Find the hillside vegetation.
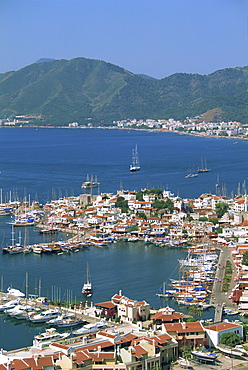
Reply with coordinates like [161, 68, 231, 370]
[0, 57, 248, 125]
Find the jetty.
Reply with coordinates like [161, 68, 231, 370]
[211, 245, 238, 322]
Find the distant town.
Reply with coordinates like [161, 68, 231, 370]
[0, 114, 247, 140]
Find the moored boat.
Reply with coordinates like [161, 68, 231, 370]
[73, 321, 107, 335]
[32, 245, 43, 254]
[0, 299, 20, 312]
[7, 287, 25, 297]
[29, 308, 60, 323]
[33, 328, 70, 348]
[56, 318, 86, 328]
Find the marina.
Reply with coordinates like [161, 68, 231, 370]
[0, 127, 247, 351]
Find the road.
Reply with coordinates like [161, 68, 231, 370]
[210, 245, 238, 322]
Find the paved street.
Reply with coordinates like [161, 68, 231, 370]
[210, 245, 238, 320]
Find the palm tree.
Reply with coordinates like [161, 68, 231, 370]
[181, 345, 192, 359]
[188, 305, 203, 319]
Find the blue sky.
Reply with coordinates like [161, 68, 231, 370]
[1, 0, 248, 79]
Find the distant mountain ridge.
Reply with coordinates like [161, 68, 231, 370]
[0, 57, 247, 125]
[35, 58, 56, 64]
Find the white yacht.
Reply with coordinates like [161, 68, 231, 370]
[29, 308, 60, 323]
[7, 287, 25, 297]
[0, 299, 20, 312]
[33, 328, 70, 349]
[73, 321, 107, 335]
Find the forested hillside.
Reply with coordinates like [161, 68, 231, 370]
[0, 57, 247, 125]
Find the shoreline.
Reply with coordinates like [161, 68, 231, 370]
[0, 124, 246, 141]
[0, 125, 248, 144]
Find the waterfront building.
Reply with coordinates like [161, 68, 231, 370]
[151, 307, 189, 325]
[111, 292, 150, 323]
[162, 321, 205, 351]
[53, 329, 178, 370]
[205, 322, 244, 348]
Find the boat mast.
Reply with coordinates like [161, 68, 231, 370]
[25, 272, 28, 302]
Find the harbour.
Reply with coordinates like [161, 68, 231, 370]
[0, 127, 247, 351]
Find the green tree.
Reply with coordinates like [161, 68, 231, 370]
[115, 196, 129, 213]
[215, 226, 223, 234]
[220, 332, 241, 347]
[188, 305, 203, 319]
[129, 225, 138, 232]
[243, 251, 248, 266]
[152, 198, 174, 213]
[152, 199, 167, 210]
[138, 212, 147, 219]
[146, 188, 163, 197]
[164, 198, 174, 213]
[215, 202, 229, 218]
[181, 346, 192, 359]
[209, 218, 219, 225]
[136, 191, 144, 201]
[199, 217, 208, 221]
[242, 322, 248, 341]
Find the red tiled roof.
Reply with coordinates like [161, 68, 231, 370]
[95, 301, 116, 309]
[7, 355, 54, 370]
[89, 352, 115, 361]
[75, 340, 114, 352]
[152, 311, 183, 321]
[131, 345, 148, 359]
[73, 350, 91, 364]
[207, 322, 242, 332]
[120, 333, 139, 343]
[164, 321, 204, 333]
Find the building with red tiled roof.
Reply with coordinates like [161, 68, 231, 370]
[163, 321, 205, 351]
[111, 291, 150, 322]
[151, 309, 187, 324]
[204, 322, 243, 348]
[95, 301, 117, 319]
[0, 355, 55, 370]
[55, 330, 177, 370]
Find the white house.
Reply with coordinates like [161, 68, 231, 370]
[204, 322, 243, 348]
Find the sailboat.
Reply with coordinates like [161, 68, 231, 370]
[197, 157, 210, 173]
[130, 144, 140, 172]
[82, 262, 92, 296]
[82, 175, 99, 189]
[185, 165, 198, 178]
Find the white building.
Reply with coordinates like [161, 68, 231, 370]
[205, 322, 243, 348]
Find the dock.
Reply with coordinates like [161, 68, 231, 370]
[214, 303, 223, 323]
[211, 245, 238, 322]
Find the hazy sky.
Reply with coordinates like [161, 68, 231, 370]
[1, 0, 248, 79]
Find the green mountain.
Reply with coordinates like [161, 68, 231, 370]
[0, 57, 248, 125]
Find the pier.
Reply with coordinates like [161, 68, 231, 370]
[210, 245, 238, 322]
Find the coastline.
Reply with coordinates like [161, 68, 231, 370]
[1, 124, 246, 141]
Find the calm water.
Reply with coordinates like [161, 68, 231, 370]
[0, 127, 246, 350]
